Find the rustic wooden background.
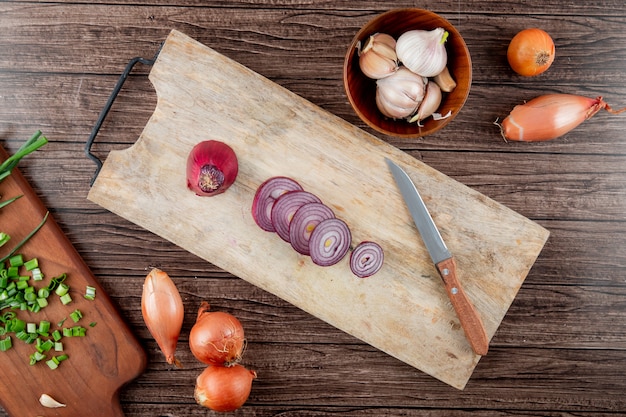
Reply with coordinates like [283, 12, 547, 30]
[1, 0, 626, 415]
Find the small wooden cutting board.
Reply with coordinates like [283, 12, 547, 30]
[88, 29, 549, 390]
[0, 146, 146, 417]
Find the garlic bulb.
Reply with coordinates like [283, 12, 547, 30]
[409, 80, 442, 126]
[375, 67, 426, 119]
[396, 28, 449, 77]
[358, 33, 398, 79]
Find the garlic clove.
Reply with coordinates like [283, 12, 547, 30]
[433, 66, 457, 92]
[358, 33, 398, 79]
[375, 67, 426, 119]
[39, 394, 66, 408]
[396, 28, 449, 77]
[408, 80, 442, 126]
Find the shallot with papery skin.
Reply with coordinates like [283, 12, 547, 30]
[498, 94, 626, 142]
[187, 140, 238, 196]
[189, 302, 246, 366]
[141, 268, 184, 367]
[195, 364, 257, 412]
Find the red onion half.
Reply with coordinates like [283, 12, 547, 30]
[309, 218, 352, 267]
[350, 241, 384, 278]
[252, 177, 303, 232]
[270, 191, 321, 242]
[289, 202, 335, 255]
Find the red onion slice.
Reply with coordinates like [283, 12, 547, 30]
[270, 191, 322, 242]
[252, 176, 303, 232]
[309, 218, 352, 267]
[350, 241, 384, 278]
[289, 203, 335, 255]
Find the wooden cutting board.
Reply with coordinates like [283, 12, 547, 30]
[88, 29, 549, 390]
[0, 145, 146, 417]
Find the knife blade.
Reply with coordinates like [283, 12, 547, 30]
[385, 158, 489, 356]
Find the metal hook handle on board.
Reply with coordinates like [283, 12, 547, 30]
[84, 44, 163, 186]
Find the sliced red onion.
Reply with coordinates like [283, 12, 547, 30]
[309, 218, 352, 267]
[350, 241, 384, 278]
[270, 191, 322, 242]
[252, 176, 302, 232]
[289, 202, 335, 255]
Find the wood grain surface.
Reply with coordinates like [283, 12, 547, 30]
[1, 0, 625, 415]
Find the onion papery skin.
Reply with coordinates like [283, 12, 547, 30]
[500, 94, 620, 141]
[189, 302, 246, 366]
[350, 241, 384, 278]
[270, 191, 321, 242]
[507, 28, 555, 77]
[289, 202, 336, 255]
[186, 140, 238, 196]
[141, 268, 184, 367]
[309, 218, 352, 267]
[194, 364, 257, 412]
[252, 177, 303, 232]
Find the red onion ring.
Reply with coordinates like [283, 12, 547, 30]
[270, 191, 322, 242]
[289, 202, 335, 255]
[309, 218, 352, 267]
[252, 177, 302, 232]
[350, 241, 384, 278]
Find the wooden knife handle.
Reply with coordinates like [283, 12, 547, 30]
[436, 257, 489, 356]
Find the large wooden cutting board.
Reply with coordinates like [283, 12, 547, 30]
[0, 145, 146, 417]
[88, 29, 549, 390]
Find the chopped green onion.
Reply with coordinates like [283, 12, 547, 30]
[55, 283, 69, 297]
[0, 336, 12, 351]
[89, 321, 97, 327]
[54, 341, 63, 351]
[0, 195, 22, 210]
[38, 320, 50, 335]
[69, 309, 82, 323]
[0, 212, 49, 264]
[0, 233, 10, 248]
[51, 330, 62, 341]
[84, 285, 96, 300]
[8, 255, 23, 267]
[0, 131, 48, 180]
[31, 268, 43, 281]
[26, 322, 37, 334]
[24, 258, 38, 271]
[60, 293, 72, 305]
[45, 358, 59, 369]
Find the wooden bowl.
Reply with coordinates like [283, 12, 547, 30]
[343, 9, 472, 138]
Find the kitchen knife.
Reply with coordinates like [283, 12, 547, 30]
[385, 158, 489, 356]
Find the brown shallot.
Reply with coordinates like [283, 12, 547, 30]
[141, 268, 184, 367]
[194, 364, 257, 412]
[497, 94, 626, 142]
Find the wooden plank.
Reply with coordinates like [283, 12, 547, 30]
[87, 29, 548, 389]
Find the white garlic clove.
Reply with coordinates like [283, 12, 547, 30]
[358, 33, 398, 79]
[409, 80, 443, 126]
[396, 28, 449, 77]
[39, 393, 67, 408]
[375, 67, 426, 119]
[433, 66, 457, 92]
